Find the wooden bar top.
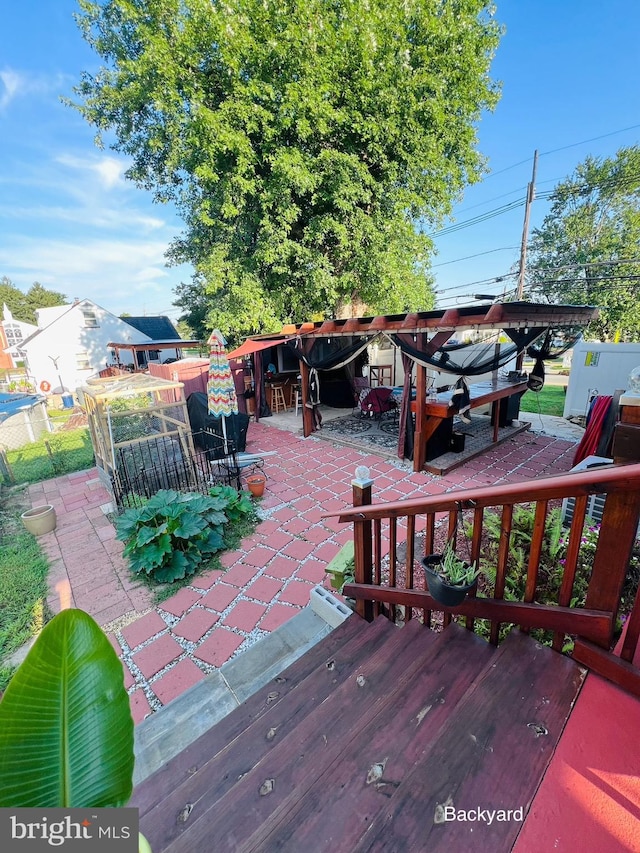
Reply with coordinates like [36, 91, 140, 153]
[411, 378, 528, 419]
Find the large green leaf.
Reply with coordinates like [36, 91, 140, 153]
[0, 609, 134, 808]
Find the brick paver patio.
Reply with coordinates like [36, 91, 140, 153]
[28, 419, 580, 723]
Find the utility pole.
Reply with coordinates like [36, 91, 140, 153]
[517, 149, 538, 300]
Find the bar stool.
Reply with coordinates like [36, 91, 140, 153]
[270, 384, 287, 414]
[289, 383, 302, 415]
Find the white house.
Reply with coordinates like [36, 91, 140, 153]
[19, 299, 154, 394]
[1, 304, 37, 367]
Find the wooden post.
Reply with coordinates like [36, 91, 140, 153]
[352, 466, 374, 621]
[413, 361, 427, 472]
[584, 490, 640, 647]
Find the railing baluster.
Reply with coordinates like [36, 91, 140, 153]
[447, 509, 458, 543]
[465, 506, 484, 632]
[425, 512, 435, 555]
[423, 512, 435, 627]
[406, 515, 415, 623]
[553, 494, 588, 651]
[490, 503, 513, 645]
[373, 518, 382, 619]
[521, 500, 548, 634]
[388, 517, 398, 622]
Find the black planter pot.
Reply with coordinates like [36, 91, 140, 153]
[421, 554, 478, 607]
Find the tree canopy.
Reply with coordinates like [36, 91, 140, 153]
[73, 0, 501, 343]
[0, 278, 67, 325]
[526, 146, 640, 342]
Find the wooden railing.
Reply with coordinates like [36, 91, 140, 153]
[328, 462, 640, 696]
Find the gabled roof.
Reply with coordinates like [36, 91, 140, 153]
[121, 316, 182, 340]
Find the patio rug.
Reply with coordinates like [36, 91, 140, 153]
[316, 411, 531, 469]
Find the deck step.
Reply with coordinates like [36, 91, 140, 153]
[351, 629, 586, 852]
[132, 609, 372, 815]
[135, 614, 401, 847]
[147, 617, 440, 852]
[242, 622, 496, 852]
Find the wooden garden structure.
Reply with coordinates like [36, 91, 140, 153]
[80, 373, 195, 488]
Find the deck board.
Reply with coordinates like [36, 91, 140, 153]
[156, 618, 438, 852]
[131, 612, 370, 816]
[352, 630, 586, 852]
[242, 623, 495, 852]
[136, 615, 399, 850]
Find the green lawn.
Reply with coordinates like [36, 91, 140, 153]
[519, 384, 566, 417]
[0, 501, 51, 692]
[6, 427, 94, 485]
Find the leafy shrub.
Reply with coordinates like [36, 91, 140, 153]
[465, 505, 640, 649]
[115, 488, 234, 583]
[208, 484, 253, 524]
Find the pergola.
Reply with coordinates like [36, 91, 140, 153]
[231, 302, 599, 472]
[107, 339, 202, 370]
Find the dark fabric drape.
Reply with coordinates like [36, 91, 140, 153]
[526, 327, 584, 361]
[397, 352, 414, 460]
[389, 328, 546, 376]
[286, 335, 374, 370]
[286, 335, 374, 432]
[253, 350, 271, 422]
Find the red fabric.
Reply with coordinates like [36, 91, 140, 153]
[360, 386, 395, 415]
[572, 396, 613, 466]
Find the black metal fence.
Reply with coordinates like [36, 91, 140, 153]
[111, 429, 241, 510]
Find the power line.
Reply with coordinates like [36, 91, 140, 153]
[480, 124, 640, 182]
[429, 199, 525, 238]
[431, 246, 521, 267]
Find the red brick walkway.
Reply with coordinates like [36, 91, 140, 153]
[29, 422, 579, 724]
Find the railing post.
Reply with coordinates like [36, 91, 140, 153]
[584, 490, 640, 647]
[352, 465, 374, 621]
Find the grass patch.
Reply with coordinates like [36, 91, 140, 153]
[6, 427, 94, 485]
[0, 492, 52, 692]
[519, 385, 566, 417]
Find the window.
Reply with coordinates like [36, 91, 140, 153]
[76, 352, 91, 370]
[82, 310, 99, 328]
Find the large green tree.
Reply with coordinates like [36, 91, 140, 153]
[526, 146, 640, 342]
[73, 0, 502, 341]
[0, 277, 67, 325]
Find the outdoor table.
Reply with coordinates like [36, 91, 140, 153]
[411, 377, 528, 471]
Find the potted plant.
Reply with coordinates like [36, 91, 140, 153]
[421, 541, 480, 607]
[246, 473, 266, 498]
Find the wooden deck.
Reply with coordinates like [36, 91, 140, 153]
[132, 615, 585, 852]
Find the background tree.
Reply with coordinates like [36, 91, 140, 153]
[73, 0, 502, 342]
[526, 146, 640, 341]
[0, 277, 67, 324]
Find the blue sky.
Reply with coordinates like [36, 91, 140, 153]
[1, 1, 639, 323]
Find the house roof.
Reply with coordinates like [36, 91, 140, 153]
[121, 316, 182, 340]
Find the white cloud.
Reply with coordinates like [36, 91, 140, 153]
[56, 153, 126, 190]
[0, 67, 68, 111]
[0, 235, 192, 315]
[0, 69, 22, 110]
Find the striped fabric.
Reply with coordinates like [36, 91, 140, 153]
[207, 330, 239, 417]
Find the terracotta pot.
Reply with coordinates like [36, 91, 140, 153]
[246, 474, 266, 498]
[21, 505, 57, 536]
